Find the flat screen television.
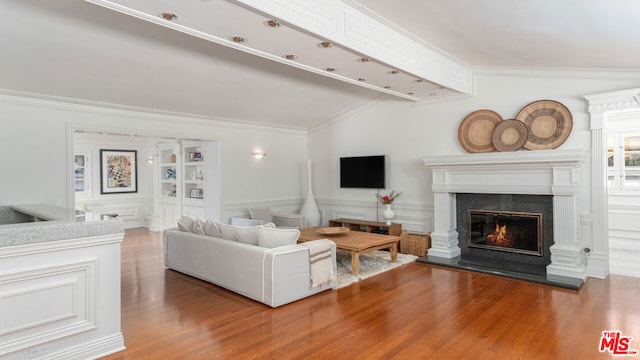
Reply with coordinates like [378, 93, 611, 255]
[340, 155, 385, 189]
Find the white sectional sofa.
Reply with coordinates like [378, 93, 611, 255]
[163, 223, 337, 308]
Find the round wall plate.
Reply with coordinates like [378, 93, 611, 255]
[458, 109, 503, 153]
[515, 100, 573, 150]
[492, 119, 528, 152]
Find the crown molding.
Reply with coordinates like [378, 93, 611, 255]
[0, 89, 307, 135]
[472, 66, 640, 79]
[584, 88, 640, 114]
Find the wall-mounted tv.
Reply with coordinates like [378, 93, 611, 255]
[340, 155, 385, 189]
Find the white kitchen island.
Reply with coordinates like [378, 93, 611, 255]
[0, 204, 125, 359]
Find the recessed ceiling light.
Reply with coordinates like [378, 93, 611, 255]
[438, 85, 446, 89]
[283, 54, 297, 60]
[231, 36, 246, 43]
[415, 79, 425, 83]
[319, 41, 333, 48]
[384, 86, 391, 89]
[407, 92, 414, 95]
[266, 19, 281, 28]
[389, 70, 399, 75]
[357, 78, 366, 82]
[160, 12, 179, 21]
[324, 67, 336, 72]
[357, 57, 371, 62]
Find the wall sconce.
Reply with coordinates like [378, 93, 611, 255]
[146, 155, 154, 165]
[252, 151, 266, 159]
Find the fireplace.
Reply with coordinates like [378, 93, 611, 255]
[422, 150, 586, 289]
[467, 210, 543, 256]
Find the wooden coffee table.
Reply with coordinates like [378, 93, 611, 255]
[298, 227, 400, 275]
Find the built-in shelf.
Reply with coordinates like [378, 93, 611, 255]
[156, 142, 208, 227]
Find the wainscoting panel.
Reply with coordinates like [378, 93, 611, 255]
[0, 233, 124, 359]
[330, 210, 368, 222]
[609, 202, 640, 277]
[224, 198, 434, 233]
[0, 259, 97, 356]
[318, 199, 433, 233]
[223, 199, 304, 224]
[82, 198, 145, 229]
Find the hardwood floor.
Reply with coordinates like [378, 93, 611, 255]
[102, 228, 640, 359]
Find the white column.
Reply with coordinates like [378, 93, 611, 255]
[547, 194, 586, 278]
[588, 121, 609, 278]
[148, 145, 162, 231]
[428, 191, 461, 258]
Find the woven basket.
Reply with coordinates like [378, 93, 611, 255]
[400, 232, 431, 257]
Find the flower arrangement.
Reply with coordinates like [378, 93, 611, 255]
[376, 190, 401, 205]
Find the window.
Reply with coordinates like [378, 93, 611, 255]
[608, 133, 640, 191]
[74, 153, 90, 196]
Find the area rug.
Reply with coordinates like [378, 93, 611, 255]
[336, 250, 418, 288]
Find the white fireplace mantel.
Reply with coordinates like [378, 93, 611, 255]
[423, 149, 587, 280]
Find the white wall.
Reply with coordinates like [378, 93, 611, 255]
[0, 94, 308, 223]
[0, 100, 69, 206]
[74, 132, 155, 228]
[308, 69, 640, 245]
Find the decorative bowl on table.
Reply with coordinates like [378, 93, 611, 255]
[316, 226, 350, 235]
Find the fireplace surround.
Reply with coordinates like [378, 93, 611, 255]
[421, 150, 586, 289]
[456, 193, 553, 279]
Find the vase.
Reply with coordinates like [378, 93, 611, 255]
[300, 159, 320, 227]
[383, 204, 394, 225]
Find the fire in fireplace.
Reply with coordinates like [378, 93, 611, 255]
[467, 210, 543, 256]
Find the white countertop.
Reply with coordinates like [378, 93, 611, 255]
[0, 204, 124, 247]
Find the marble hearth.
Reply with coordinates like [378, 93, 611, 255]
[421, 150, 586, 288]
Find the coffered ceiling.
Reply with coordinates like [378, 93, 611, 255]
[2, 0, 639, 129]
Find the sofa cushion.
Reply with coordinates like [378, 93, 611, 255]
[216, 222, 238, 241]
[192, 219, 206, 235]
[177, 216, 195, 232]
[204, 220, 222, 238]
[257, 227, 300, 248]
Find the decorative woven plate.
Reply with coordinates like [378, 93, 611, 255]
[458, 110, 503, 153]
[317, 227, 350, 235]
[515, 100, 573, 150]
[492, 119, 528, 152]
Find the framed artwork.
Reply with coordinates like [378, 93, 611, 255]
[100, 149, 137, 194]
[190, 189, 201, 198]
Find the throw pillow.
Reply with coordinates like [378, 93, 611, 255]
[204, 220, 222, 238]
[216, 222, 238, 241]
[177, 216, 195, 232]
[235, 226, 260, 245]
[235, 223, 277, 245]
[257, 227, 300, 248]
[192, 219, 206, 235]
[273, 214, 303, 229]
[249, 207, 273, 223]
[230, 217, 263, 227]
